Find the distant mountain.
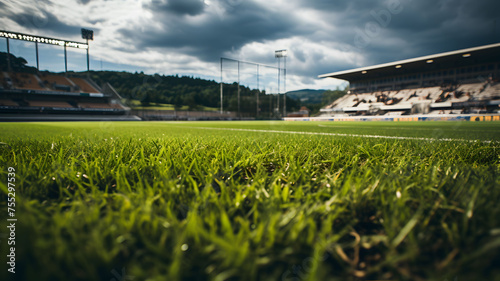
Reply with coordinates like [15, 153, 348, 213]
[286, 89, 327, 104]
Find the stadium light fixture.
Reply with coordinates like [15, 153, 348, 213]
[81, 29, 94, 41]
[81, 28, 94, 75]
[1, 29, 90, 74]
[0, 30, 88, 49]
[275, 49, 287, 58]
[426, 59, 434, 63]
[361, 71, 367, 74]
[462, 53, 471, 58]
[395, 65, 402, 69]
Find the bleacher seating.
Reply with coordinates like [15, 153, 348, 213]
[0, 49, 130, 120]
[321, 81, 499, 116]
[39, 74, 75, 92]
[3, 72, 104, 94]
[28, 101, 73, 108]
[40, 74, 73, 86]
[8, 72, 46, 90]
[474, 82, 500, 100]
[489, 83, 500, 98]
[0, 71, 128, 115]
[456, 83, 483, 96]
[69, 77, 99, 93]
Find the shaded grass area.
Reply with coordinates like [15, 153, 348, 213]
[0, 121, 499, 281]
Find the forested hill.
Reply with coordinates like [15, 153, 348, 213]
[90, 70, 222, 109]
[286, 89, 326, 104]
[88, 70, 300, 114]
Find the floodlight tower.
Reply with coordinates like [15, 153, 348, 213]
[81, 28, 94, 76]
[275, 49, 287, 116]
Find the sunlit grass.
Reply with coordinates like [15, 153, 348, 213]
[0, 121, 499, 281]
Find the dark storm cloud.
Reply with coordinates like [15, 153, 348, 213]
[306, 0, 381, 14]
[301, 0, 500, 69]
[145, 0, 206, 16]
[3, 0, 498, 87]
[6, 10, 83, 37]
[120, 1, 311, 61]
[113, 0, 500, 76]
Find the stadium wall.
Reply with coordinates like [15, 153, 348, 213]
[284, 114, 500, 122]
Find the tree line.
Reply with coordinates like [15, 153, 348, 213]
[89, 70, 302, 118]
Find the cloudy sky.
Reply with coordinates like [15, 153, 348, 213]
[1, 0, 499, 91]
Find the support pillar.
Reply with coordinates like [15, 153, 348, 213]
[35, 42, 39, 71]
[6, 38, 11, 72]
[64, 44, 68, 73]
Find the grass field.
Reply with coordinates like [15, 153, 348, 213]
[1, 121, 499, 281]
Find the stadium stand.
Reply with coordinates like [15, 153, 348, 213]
[319, 43, 500, 117]
[0, 52, 137, 121]
[7, 72, 46, 90]
[39, 73, 75, 92]
[69, 77, 100, 93]
[27, 100, 74, 108]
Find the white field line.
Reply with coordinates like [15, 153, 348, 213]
[188, 126, 497, 144]
[318, 124, 443, 130]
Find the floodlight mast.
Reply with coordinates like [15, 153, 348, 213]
[284, 54, 286, 116]
[220, 58, 223, 114]
[35, 42, 39, 70]
[238, 61, 241, 119]
[64, 44, 68, 72]
[6, 37, 10, 72]
[275, 49, 288, 117]
[256, 64, 259, 117]
[81, 28, 94, 76]
[277, 55, 280, 116]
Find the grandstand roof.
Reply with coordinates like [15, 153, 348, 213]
[319, 42, 500, 82]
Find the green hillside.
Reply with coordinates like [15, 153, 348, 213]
[286, 89, 326, 104]
[286, 88, 348, 115]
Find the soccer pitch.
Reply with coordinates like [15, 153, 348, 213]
[1, 121, 499, 281]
